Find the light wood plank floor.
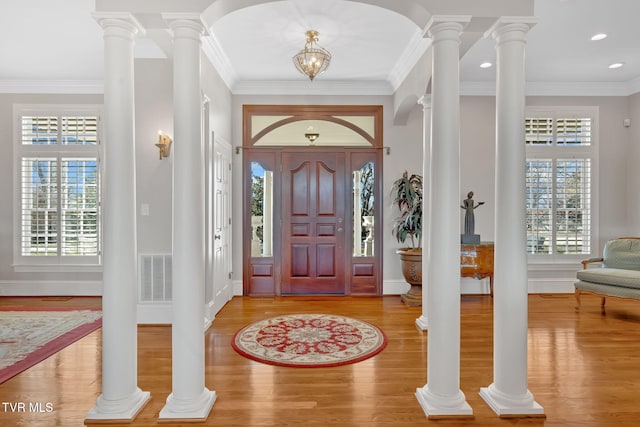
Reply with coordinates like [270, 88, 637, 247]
[1, 294, 639, 426]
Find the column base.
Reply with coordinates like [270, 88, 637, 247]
[86, 388, 150, 421]
[159, 388, 216, 421]
[480, 384, 544, 417]
[415, 315, 429, 330]
[415, 385, 473, 417]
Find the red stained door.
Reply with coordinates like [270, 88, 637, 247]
[281, 152, 346, 294]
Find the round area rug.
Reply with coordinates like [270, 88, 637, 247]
[231, 313, 387, 368]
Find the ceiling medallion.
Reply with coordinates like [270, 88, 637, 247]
[292, 30, 331, 81]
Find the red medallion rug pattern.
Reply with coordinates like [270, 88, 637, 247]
[231, 313, 387, 368]
[0, 308, 102, 384]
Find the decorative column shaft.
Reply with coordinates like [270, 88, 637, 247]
[159, 14, 216, 421]
[416, 94, 431, 330]
[87, 13, 150, 421]
[416, 16, 472, 417]
[479, 17, 544, 417]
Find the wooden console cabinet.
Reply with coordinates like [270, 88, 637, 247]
[460, 242, 494, 296]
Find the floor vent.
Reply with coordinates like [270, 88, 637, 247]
[139, 254, 172, 302]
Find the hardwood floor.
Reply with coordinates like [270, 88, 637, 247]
[1, 294, 639, 426]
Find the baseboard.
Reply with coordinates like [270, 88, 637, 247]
[383, 280, 411, 295]
[137, 303, 172, 324]
[232, 280, 243, 296]
[387, 278, 573, 296]
[527, 278, 575, 294]
[0, 277, 573, 298]
[0, 280, 103, 296]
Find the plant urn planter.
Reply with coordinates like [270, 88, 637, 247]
[397, 248, 422, 306]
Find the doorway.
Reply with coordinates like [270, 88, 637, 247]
[242, 105, 383, 296]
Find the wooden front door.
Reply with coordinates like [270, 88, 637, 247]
[281, 152, 346, 294]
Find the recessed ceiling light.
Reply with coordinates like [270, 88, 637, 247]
[591, 33, 607, 41]
[480, 62, 492, 69]
[608, 62, 624, 69]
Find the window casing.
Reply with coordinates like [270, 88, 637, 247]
[14, 105, 102, 271]
[525, 107, 598, 259]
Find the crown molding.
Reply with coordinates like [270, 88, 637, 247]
[628, 76, 640, 96]
[201, 33, 237, 90]
[232, 79, 394, 96]
[525, 81, 634, 97]
[1, 77, 636, 97]
[461, 80, 640, 97]
[387, 29, 431, 92]
[0, 80, 104, 94]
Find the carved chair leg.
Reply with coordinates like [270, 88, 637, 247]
[575, 288, 582, 312]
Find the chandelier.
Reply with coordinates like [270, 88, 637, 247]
[292, 30, 331, 81]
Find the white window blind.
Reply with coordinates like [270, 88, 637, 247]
[60, 159, 99, 256]
[15, 107, 101, 268]
[525, 111, 595, 256]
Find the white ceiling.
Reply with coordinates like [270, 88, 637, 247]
[211, 0, 420, 82]
[1, 0, 639, 96]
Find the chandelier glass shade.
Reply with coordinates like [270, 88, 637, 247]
[292, 30, 331, 81]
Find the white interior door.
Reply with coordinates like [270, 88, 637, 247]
[210, 136, 233, 316]
[204, 101, 215, 326]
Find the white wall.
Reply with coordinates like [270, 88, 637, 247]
[132, 55, 233, 322]
[133, 54, 232, 256]
[460, 96, 496, 241]
[628, 92, 640, 235]
[135, 59, 174, 255]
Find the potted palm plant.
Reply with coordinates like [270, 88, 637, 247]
[391, 171, 423, 306]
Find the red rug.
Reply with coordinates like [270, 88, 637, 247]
[231, 313, 387, 368]
[0, 308, 102, 384]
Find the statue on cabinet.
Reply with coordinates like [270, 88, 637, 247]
[461, 191, 484, 244]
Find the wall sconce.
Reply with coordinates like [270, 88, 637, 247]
[155, 130, 172, 160]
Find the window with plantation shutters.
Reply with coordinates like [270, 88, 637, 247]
[14, 105, 102, 270]
[525, 108, 596, 257]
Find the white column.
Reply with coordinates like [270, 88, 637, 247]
[160, 14, 216, 420]
[479, 17, 544, 417]
[87, 13, 150, 421]
[416, 16, 472, 417]
[416, 95, 431, 330]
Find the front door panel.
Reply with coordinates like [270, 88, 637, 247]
[281, 152, 345, 294]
